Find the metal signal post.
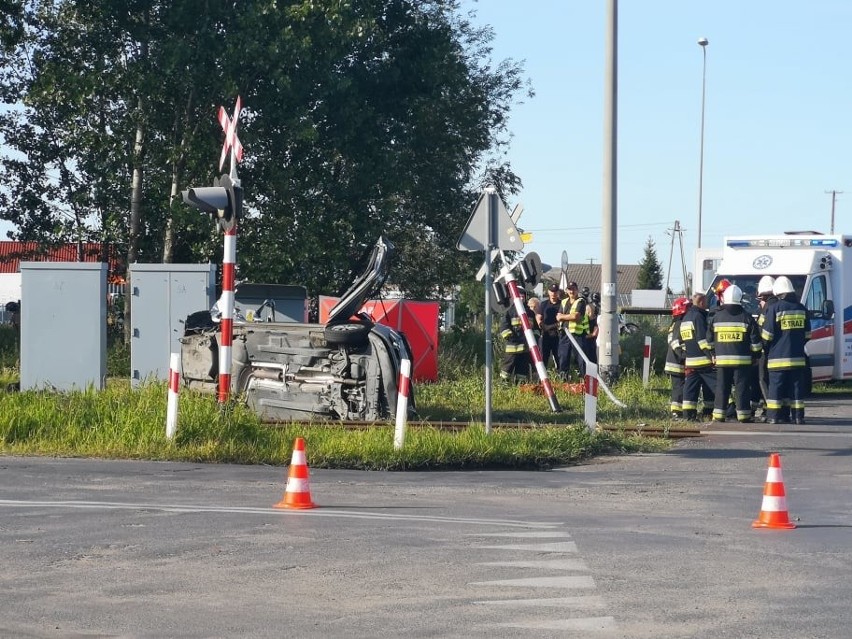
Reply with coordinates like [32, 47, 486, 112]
[182, 96, 244, 404]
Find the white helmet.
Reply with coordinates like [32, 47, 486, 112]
[722, 284, 743, 305]
[757, 275, 775, 296]
[773, 275, 794, 296]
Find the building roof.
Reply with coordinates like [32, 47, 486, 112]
[0, 241, 123, 275]
[542, 263, 643, 296]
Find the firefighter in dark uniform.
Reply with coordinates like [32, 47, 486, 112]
[585, 292, 600, 364]
[760, 276, 811, 425]
[665, 296, 691, 420]
[707, 285, 762, 423]
[556, 281, 588, 380]
[754, 275, 776, 419]
[536, 284, 562, 372]
[498, 288, 534, 384]
[680, 292, 716, 421]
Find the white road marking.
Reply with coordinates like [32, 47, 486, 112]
[469, 531, 571, 538]
[478, 559, 588, 570]
[474, 595, 605, 608]
[496, 617, 617, 631]
[471, 527, 618, 634]
[0, 499, 558, 528]
[481, 541, 578, 552]
[471, 575, 595, 588]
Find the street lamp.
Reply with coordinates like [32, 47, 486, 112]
[697, 37, 709, 249]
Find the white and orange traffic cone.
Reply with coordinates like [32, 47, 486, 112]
[274, 437, 316, 510]
[752, 453, 795, 530]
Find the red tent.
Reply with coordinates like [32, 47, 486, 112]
[319, 297, 439, 382]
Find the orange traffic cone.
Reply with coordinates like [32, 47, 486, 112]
[752, 453, 795, 529]
[274, 437, 316, 510]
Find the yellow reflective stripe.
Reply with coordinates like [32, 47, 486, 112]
[665, 363, 685, 374]
[504, 344, 527, 353]
[715, 356, 751, 366]
[500, 329, 512, 339]
[761, 329, 773, 341]
[767, 358, 806, 368]
[685, 356, 712, 366]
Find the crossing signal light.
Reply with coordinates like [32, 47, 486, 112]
[182, 174, 243, 231]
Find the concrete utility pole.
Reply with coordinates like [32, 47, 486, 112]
[697, 37, 709, 249]
[825, 190, 843, 234]
[598, 0, 619, 382]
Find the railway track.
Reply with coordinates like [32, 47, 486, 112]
[263, 420, 702, 438]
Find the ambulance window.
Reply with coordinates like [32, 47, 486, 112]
[805, 275, 827, 314]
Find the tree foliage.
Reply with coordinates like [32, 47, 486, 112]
[637, 236, 664, 290]
[0, 0, 530, 301]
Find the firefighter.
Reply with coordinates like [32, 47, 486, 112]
[680, 292, 716, 421]
[708, 285, 762, 423]
[556, 281, 588, 380]
[585, 292, 600, 364]
[536, 284, 562, 372]
[713, 278, 732, 302]
[665, 296, 691, 419]
[761, 276, 811, 425]
[754, 275, 776, 418]
[498, 288, 534, 384]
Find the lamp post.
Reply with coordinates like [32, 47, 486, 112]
[697, 37, 709, 249]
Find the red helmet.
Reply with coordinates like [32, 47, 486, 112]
[672, 296, 692, 317]
[714, 278, 732, 301]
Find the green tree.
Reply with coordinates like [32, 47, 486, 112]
[637, 236, 664, 289]
[0, 0, 529, 309]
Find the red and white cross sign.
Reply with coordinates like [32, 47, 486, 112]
[218, 96, 244, 171]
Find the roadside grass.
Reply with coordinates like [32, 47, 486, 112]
[0, 380, 666, 470]
[0, 323, 676, 469]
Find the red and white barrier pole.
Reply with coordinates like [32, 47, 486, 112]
[394, 358, 412, 450]
[218, 225, 236, 403]
[584, 362, 599, 432]
[642, 335, 652, 388]
[506, 278, 560, 413]
[215, 96, 243, 405]
[166, 352, 181, 439]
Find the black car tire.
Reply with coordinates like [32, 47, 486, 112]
[325, 320, 372, 346]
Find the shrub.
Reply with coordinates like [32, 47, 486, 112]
[618, 318, 669, 375]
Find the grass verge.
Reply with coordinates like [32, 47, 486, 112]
[0, 379, 671, 470]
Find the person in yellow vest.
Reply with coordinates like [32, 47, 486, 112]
[498, 288, 534, 384]
[556, 281, 588, 381]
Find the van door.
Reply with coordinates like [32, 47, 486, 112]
[804, 273, 834, 382]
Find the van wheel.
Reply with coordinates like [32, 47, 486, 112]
[325, 321, 372, 346]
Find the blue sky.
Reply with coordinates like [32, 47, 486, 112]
[4, 2, 850, 294]
[463, 0, 852, 292]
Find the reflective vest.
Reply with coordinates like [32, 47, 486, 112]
[708, 305, 762, 367]
[560, 297, 589, 335]
[761, 296, 811, 369]
[679, 306, 713, 368]
[664, 318, 685, 376]
[500, 307, 530, 354]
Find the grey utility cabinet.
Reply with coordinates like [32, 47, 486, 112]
[129, 263, 215, 386]
[234, 283, 308, 323]
[20, 262, 107, 391]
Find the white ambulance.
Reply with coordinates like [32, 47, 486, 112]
[707, 232, 852, 390]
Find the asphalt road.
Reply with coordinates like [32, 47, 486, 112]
[1, 393, 850, 639]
